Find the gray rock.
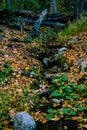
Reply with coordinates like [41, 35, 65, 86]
[51, 66, 58, 73]
[52, 98, 63, 106]
[14, 112, 36, 130]
[45, 73, 59, 79]
[54, 47, 67, 62]
[82, 43, 87, 51]
[81, 61, 87, 72]
[58, 47, 67, 55]
[68, 38, 78, 44]
[30, 71, 36, 77]
[42, 57, 50, 67]
[77, 57, 84, 63]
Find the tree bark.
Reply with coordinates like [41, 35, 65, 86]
[7, 0, 11, 9]
[50, 0, 57, 14]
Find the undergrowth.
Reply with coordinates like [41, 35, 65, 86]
[46, 74, 87, 121]
[56, 16, 87, 43]
[0, 60, 13, 83]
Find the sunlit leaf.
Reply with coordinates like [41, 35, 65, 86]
[51, 115, 60, 121]
[46, 114, 53, 120]
[47, 108, 53, 113]
[51, 90, 60, 97]
[65, 95, 71, 99]
[70, 110, 77, 116]
[62, 108, 69, 114]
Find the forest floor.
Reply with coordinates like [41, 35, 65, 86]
[0, 24, 87, 130]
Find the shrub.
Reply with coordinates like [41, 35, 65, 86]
[56, 17, 87, 43]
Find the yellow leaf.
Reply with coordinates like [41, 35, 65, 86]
[53, 103, 58, 107]
[64, 126, 68, 130]
[4, 128, 13, 130]
[24, 107, 29, 112]
[51, 115, 60, 121]
[0, 66, 3, 70]
[16, 88, 22, 93]
[10, 84, 14, 88]
[25, 67, 29, 71]
[83, 118, 87, 123]
[3, 120, 9, 125]
[22, 76, 26, 79]
[42, 118, 47, 124]
[78, 124, 83, 129]
[60, 114, 64, 118]
[60, 88, 63, 94]
[26, 83, 29, 87]
[82, 125, 87, 128]
[19, 56, 23, 60]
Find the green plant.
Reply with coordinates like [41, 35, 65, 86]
[46, 74, 87, 121]
[0, 33, 5, 38]
[56, 17, 87, 43]
[0, 60, 13, 83]
[51, 74, 68, 87]
[31, 0, 39, 8]
[55, 55, 67, 68]
[30, 79, 40, 89]
[24, 37, 33, 43]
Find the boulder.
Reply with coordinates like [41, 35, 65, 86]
[14, 112, 36, 130]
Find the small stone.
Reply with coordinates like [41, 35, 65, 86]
[42, 57, 50, 67]
[82, 43, 87, 51]
[30, 71, 36, 77]
[77, 57, 84, 62]
[58, 47, 67, 55]
[81, 61, 87, 72]
[45, 73, 59, 79]
[52, 98, 63, 106]
[51, 66, 58, 73]
[14, 112, 36, 130]
[54, 47, 67, 62]
[68, 38, 78, 44]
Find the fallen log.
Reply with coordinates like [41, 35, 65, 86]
[42, 21, 66, 28]
[13, 10, 39, 20]
[0, 8, 77, 23]
[0, 8, 76, 26]
[0, 9, 38, 19]
[46, 13, 76, 23]
[29, 9, 48, 37]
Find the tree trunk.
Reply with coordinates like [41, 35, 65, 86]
[7, 0, 11, 9]
[50, 0, 57, 14]
[3, 0, 6, 8]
